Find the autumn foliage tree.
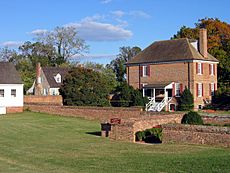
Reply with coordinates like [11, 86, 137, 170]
[173, 18, 230, 87]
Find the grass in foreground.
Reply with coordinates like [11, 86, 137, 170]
[0, 112, 229, 173]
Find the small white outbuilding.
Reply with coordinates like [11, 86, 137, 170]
[0, 62, 24, 114]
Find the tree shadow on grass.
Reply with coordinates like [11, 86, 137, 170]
[86, 131, 101, 136]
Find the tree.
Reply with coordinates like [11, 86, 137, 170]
[83, 62, 118, 92]
[178, 87, 194, 111]
[108, 46, 141, 82]
[111, 81, 148, 107]
[173, 18, 230, 87]
[19, 41, 57, 67]
[60, 67, 112, 106]
[34, 26, 88, 64]
[0, 47, 18, 62]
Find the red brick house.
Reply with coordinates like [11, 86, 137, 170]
[126, 29, 218, 111]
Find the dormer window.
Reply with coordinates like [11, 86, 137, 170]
[54, 73, 61, 83]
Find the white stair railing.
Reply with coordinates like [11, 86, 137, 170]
[145, 97, 155, 111]
[146, 97, 172, 112]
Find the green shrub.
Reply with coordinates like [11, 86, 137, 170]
[135, 131, 145, 141]
[111, 81, 148, 107]
[135, 127, 162, 143]
[178, 87, 194, 111]
[181, 111, 203, 125]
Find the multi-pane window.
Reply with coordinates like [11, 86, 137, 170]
[210, 64, 214, 75]
[143, 66, 148, 77]
[197, 83, 203, 97]
[197, 63, 202, 74]
[175, 83, 180, 97]
[210, 83, 215, 96]
[0, 89, 4, 97]
[11, 89, 16, 97]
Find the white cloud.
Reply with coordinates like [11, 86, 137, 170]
[30, 29, 48, 35]
[1, 41, 23, 47]
[67, 19, 132, 41]
[110, 10, 125, 18]
[129, 10, 151, 18]
[101, 0, 112, 4]
[70, 53, 116, 64]
[72, 53, 116, 59]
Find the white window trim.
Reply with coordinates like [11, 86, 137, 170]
[142, 66, 148, 77]
[142, 83, 148, 97]
[211, 83, 215, 96]
[11, 89, 16, 97]
[198, 83, 202, 97]
[210, 64, 214, 76]
[197, 63, 202, 75]
[0, 89, 4, 97]
[175, 83, 180, 97]
[54, 73, 62, 83]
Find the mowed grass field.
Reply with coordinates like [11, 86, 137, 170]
[0, 112, 229, 173]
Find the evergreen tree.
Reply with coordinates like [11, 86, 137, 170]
[178, 87, 194, 111]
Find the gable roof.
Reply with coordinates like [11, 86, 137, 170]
[42, 67, 69, 88]
[127, 38, 218, 65]
[0, 62, 23, 84]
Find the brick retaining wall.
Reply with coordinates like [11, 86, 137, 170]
[25, 104, 143, 122]
[202, 115, 230, 125]
[162, 124, 230, 147]
[24, 96, 63, 106]
[103, 114, 184, 142]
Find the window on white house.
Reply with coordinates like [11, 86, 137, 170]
[0, 89, 4, 97]
[11, 89, 16, 97]
[143, 66, 148, 77]
[198, 63, 202, 75]
[198, 83, 203, 97]
[210, 64, 214, 75]
[175, 83, 180, 97]
[211, 83, 215, 96]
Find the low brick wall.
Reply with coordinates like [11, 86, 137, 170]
[202, 115, 230, 125]
[25, 104, 143, 122]
[103, 114, 184, 142]
[24, 96, 63, 106]
[6, 106, 23, 113]
[162, 124, 230, 147]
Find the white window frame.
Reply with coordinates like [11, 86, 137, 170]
[210, 64, 214, 75]
[11, 89, 16, 97]
[55, 73, 62, 83]
[142, 83, 148, 97]
[175, 83, 180, 97]
[143, 66, 148, 77]
[197, 63, 202, 75]
[210, 83, 215, 96]
[0, 89, 4, 97]
[198, 83, 202, 97]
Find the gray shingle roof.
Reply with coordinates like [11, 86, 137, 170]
[0, 62, 23, 84]
[42, 67, 69, 88]
[127, 38, 218, 65]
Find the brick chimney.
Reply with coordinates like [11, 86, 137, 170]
[36, 62, 41, 84]
[199, 28, 208, 58]
[35, 63, 42, 95]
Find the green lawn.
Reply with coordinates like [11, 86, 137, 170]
[0, 112, 229, 173]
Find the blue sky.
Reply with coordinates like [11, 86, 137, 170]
[0, 0, 229, 64]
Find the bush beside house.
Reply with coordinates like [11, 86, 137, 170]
[60, 67, 112, 106]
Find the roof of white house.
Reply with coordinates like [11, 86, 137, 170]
[0, 62, 23, 84]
